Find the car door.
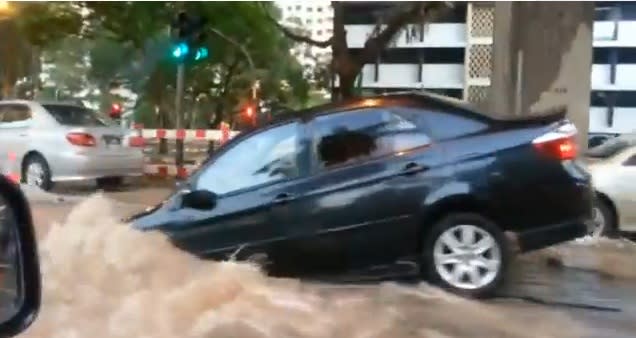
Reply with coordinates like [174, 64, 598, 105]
[0, 104, 32, 176]
[280, 108, 435, 276]
[162, 120, 309, 265]
[613, 149, 636, 231]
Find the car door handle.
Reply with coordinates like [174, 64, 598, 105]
[400, 162, 429, 176]
[272, 193, 294, 205]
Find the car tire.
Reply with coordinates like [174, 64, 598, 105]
[592, 197, 616, 238]
[422, 213, 510, 299]
[96, 177, 124, 191]
[23, 155, 54, 191]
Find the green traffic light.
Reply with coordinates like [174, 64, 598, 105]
[194, 47, 209, 60]
[171, 42, 189, 59]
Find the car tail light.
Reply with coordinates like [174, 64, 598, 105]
[532, 121, 578, 160]
[128, 136, 145, 147]
[66, 132, 96, 147]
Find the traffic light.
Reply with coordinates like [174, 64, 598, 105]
[171, 42, 189, 60]
[241, 101, 257, 126]
[109, 103, 122, 119]
[244, 104, 254, 118]
[170, 11, 209, 63]
[194, 46, 208, 61]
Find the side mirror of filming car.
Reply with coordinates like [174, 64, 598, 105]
[0, 176, 41, 336]
[181, 189, 218, 210]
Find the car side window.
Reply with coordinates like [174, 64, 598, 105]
[195, 122, 303, 195]
[312, 108, 432, 169]
[0, 105, 31, 128]
[623, 153, 636, 166]
[395, 107, 488, 141]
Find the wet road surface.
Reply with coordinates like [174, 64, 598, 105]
[25, 185, 636, 337]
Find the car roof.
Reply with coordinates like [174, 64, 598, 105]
[0, 99, 84, 107]
[260, 90, 488, 130]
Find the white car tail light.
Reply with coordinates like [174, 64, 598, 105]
[66, 132, 96, 147]
[532, 121, 578, 160]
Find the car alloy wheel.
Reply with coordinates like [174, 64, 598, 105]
[432, 224, 502, 291]
[591, 206, 606, 237]
[25, 162, 45, 188]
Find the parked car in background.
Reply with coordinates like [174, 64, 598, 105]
[586, 134, 636, 236]
[129, 92, 594, 298]
[588, 132, 619, 149]
[0, 100, 144, 191]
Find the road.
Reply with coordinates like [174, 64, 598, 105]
[21, 184, 636, 338]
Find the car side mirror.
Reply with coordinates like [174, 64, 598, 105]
[0, 176, 41, 337]
[181, 189, 218, 210]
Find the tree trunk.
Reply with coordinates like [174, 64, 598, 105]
[337, 72, 357, 100]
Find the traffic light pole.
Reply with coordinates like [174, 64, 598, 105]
[175, 63, 185, 171]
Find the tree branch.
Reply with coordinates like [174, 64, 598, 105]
[208, 27, 255, 71]
[261, 3, 333, 48]
[359, 2, 451, 64]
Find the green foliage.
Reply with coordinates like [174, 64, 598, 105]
[4, 1, 312, 127]
[15, 2, 83, 47]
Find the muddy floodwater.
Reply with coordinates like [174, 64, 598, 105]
[22, 191, 636, 338]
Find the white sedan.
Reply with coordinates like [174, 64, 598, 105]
[586, 134, 636, 236]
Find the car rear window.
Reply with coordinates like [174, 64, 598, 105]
[394, 107, 489, 141]
[43, 105, 111, 127]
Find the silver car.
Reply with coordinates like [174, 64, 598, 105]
[586, 134, 636, 236]
[0, 100, 144, 191]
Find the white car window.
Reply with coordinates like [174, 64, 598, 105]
[0, 105, 32, 128]
[195, 122, 301, 195]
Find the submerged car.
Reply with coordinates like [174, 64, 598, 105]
[0, 100, 144, 191]
[129, 92, 594, 298]
[586, 134, 636, 236]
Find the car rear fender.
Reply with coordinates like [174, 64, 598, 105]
[416, 191, 504, 253]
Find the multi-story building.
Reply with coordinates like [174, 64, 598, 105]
[276, 1, 333, 72]
[337, 1, 636, 134]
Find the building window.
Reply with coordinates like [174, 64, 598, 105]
[306, 19, 312, 24]
[317, 18, 323, 23]
[317, 7, 323, 12]
[287, 6, 292, 11]
[307, 7, 313, 12]
[316, 30, 323, 36]
[327, 28, 333, 34]
[295, 5, 301, 10]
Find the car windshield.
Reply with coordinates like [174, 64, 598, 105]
[43, 104, 112, 127]
[586, 134, 636, 159]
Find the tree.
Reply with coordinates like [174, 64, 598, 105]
[264, 1, 452, 100]
[0, 2, 83, 98]
[32, 2, 310, 129]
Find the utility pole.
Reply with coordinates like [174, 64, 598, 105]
[170, 11, 208, 172]
[490, 2, 594, 150]
[174, 63, 185, 168]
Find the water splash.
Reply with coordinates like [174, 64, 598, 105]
[538, 236, 636, 279]
[24, 195, 579, 338]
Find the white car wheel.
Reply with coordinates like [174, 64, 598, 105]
[592, 206, 606, 237]
[23, 155, 53, 191]
[433, 224, 502, 290]
[424, 213, 510, 298]
[25, 162, 45, 188]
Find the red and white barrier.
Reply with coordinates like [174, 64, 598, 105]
[129, 123, 239, 142]
[144, 164, 199, 178]
[133, 124, 238, 178]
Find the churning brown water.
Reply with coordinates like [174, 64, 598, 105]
[22, 194, 585, 338]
